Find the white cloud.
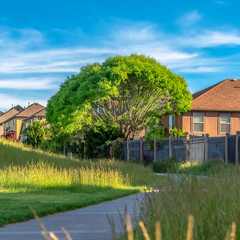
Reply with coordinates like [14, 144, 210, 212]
[0, 27, 44, 50]
[178, 11, 202, 27]
[182, 30, 240, 47]
[177, 66, 224, 73]
[112, 25, 156, 42]
[0, 78, 58, 90]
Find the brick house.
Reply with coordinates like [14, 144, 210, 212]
[165, 79, 240, 137]
[19, 109, 46, 142]
[0, 105, 23, 136]
[2, 103, 45, 139]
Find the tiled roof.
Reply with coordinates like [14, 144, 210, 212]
[23, 109, 46, 122]
[16, 103, 45, 117]
[192, 79, 240, 111]
[0, 106, 23, 124]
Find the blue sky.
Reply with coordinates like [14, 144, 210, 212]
[0, 0, 240, 111]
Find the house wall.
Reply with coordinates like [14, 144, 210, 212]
[0, 109, 19, 136]
[181, 111, 240, 136]
[3, 118, 17, 132]
[16, 119, 23, 139]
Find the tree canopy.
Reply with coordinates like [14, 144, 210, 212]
[46, 54, 192, 138]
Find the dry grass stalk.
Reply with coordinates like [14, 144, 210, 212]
[155, 221, 161, 240]
[61, 226, 72, 240]
[29, 206, 51, 240]
[139, 221, 151, 240]
[230, 222, 236, 240]
[49, 232, 59, 240]
[224, 229, 231, 240]
[186, 215, 194, 240]
[125, 213, 134, 240]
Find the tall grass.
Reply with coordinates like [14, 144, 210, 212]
[126, 167, 240, 240]
[0, 161, 130, 193]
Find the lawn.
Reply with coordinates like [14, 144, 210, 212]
[0, 139, 167, 227]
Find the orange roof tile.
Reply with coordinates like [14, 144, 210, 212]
[192, 79, 240, 111]
[16, 103, 45, 118]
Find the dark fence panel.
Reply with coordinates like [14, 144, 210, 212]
[189, 136, 205, 162]
[156, 138, 169, 161]
[228, 135, 236, 164]
[172, 137, 186, 161]
[129, 140, 140, 161]
[143, 141, 154, 162]
[121, 141, 127, 160]
[208, 137, 225, 160]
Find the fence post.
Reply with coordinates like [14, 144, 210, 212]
[169, 135, 172, 158]
[127, 138, 130, 161]
[236, 132, 240, 166]
[140, 137, 143, 163]
[185, 133, 190, 162]
[154, 136, 157, 162]
[83, 141, 86, 159]
[204, 134, 209, 161]
[225, 133, 229, 163]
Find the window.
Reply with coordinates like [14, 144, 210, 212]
[220, 113, 231, 133]
[169, 115, 176, 129]
[193, 112, 204, 132]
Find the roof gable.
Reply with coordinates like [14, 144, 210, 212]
[0, 107, 22, 124]
[16, 103, 45, 118]
[23, 109, 46, 122]
[192, 79, 240, 111]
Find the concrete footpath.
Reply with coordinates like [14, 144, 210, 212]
[0, 193, 144, 240]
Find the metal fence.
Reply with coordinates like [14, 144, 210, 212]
[122, 133, 240, 163]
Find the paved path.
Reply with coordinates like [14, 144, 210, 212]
[0, 193, 144, 240]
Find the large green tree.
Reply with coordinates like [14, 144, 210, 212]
[46, 54, 192, 138]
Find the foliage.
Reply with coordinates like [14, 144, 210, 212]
[176, 159, 228, 175]
[112, 138, 125, 159]
[83, 124, 124, 159]
[153, 158, 229, 175]
[152, 157, 179, 173]
[169, 126, 185, 138]
[23, 120, 48, 147]
[145, 125, 165, 143]
[0, 138, 168, 227]
[46, 54, 192, 138]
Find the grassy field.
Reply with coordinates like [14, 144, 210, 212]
[0, 139, 167, 227]
[122, 163, 240, 240]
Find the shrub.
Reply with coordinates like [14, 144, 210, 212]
[152, 157, 179, 173]
[169, 126, 184, 138]
[84, 125, 124, 159]
[23, 120, 48, 147]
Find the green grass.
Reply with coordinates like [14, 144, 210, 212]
[0, 138, 167, 227]
[153, 157, 233, 176]
[122, 164, 240, 240]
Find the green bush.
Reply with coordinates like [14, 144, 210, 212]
[152, 157, 179, 173]
[169, 126, 184, 138]
[23, 120, 48, 147]
[84, 125, 124, 159]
